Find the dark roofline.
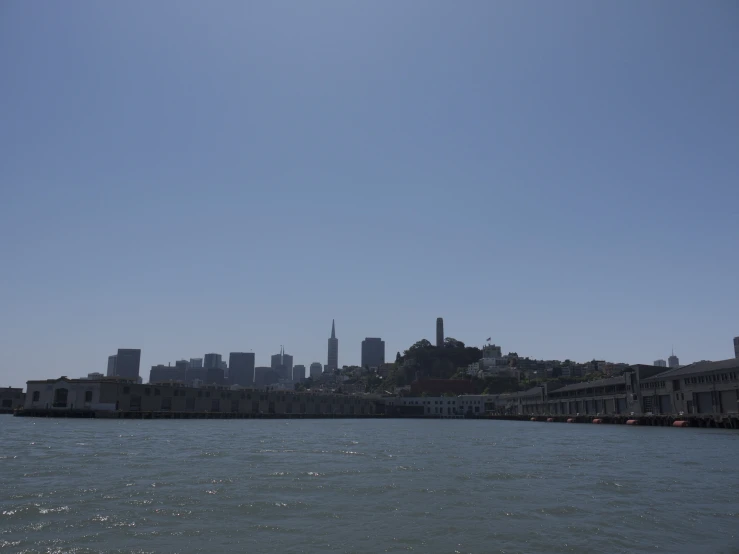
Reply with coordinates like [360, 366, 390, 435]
[27, 376, 138, 385]
[641, 358, 739, 381]
[550, 376, 627, 394]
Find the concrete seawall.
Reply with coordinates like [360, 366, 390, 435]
[486, 413, 739, 429]
[12, 409, 739, 429]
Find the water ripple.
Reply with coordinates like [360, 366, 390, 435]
[1, 418, 738, 553]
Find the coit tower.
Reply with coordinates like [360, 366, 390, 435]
[436, 317, 444, 348]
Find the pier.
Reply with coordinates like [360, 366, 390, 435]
[486, 413, 739, 429]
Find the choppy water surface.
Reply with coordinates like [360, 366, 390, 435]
[1, 418, 738, 553]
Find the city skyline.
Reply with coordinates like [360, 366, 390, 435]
[101, 332, 739, 388]
[3, 311, 739, 388]
[1, 2, 738, 389]
[4, 316, 739, 388]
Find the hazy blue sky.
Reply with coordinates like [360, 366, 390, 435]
[1, 1, 738, 387]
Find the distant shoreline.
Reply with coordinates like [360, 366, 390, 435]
[9, 409, 739, 430]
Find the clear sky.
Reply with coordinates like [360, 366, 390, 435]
[1, 1, 738, 388]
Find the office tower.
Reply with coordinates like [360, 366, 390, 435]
[115, 349, 141, 380]
[150, 364, 186, 383]
[189, 358, 203, 369]
[668, 350, 679, 368]
[206, 367, 225, 385]
[310, 362, 322, 379]
[229, 352, 255, 386]
[292, 364, 306, 381]
[255, 367, 278, 388]
[106, 355, 117, 377]
[204, 353, 222, 369]
[175, 360, 189, 371]
[271, 347, 293, 380]
[654, 359, 667, 367]
[361, 338, 385, 368]
[219, 360, 227, 371]
[734, 337, 739, 359]
[327, 320, 339, 371]
[186, 365, 208, 384]
[436, 318, 444, 348]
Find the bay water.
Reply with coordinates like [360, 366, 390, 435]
[1, 417, 738, 553]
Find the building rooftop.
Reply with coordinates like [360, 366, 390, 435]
[27, 376, 139, 385]
[550, 376, 626, 394]
[640, 358, 739, 382]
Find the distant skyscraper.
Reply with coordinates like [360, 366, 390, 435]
[271, 347, 293, 380]
[106, 355, 117, 377]
[436, 318, 444, 348]
[654, 359, 667, 367]
[293, 364, 306, 381]
[310, 362, 322, 379]
[115, 349, 141, 380]
[668, 350, 679, 368]
[204, 353, 222, 369]
[185, 365, 208, 384]
[327, 320, 339, 370]
[150, 364, 186, 383]
[175, 360, 189, 371]
[734, 337, 739, 359]
[361, 338, 385, 368]
[206, 367, 225, 385]
[254, 367, 278, 388]
[229, 352, 255, 386]
[189, 358, 203, 369]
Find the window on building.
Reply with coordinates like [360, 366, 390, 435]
[130, 395, 142, 409]
[32, 391, 40, 401]
[84, 391, 92, 402]
[53, 388, 68, 407]
[155, 388, 161, 396]
[162, 398, 172, 410]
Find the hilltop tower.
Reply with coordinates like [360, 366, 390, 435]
[436, 318, 444, 348]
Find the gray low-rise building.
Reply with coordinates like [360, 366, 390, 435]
[494, 360, 739, 418]
[0, 387, 25, 412]
[21, 377, 379, 417]
[638, 358, 739, 415]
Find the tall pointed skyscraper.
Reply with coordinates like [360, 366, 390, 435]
[327, 319, 339, 371]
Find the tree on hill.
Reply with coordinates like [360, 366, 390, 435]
[444, 337, 465, 349]
[395, 338, 482, 381]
